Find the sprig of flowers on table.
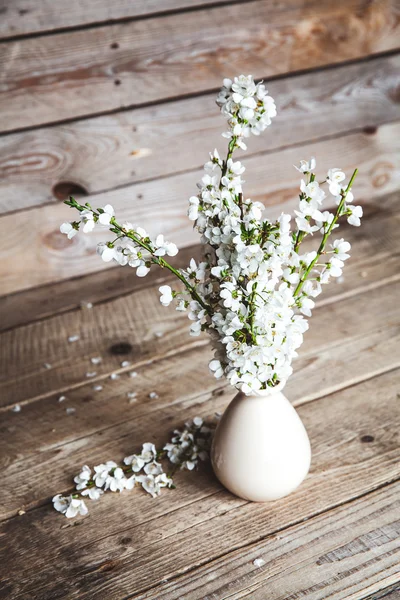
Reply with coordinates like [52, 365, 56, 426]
[61, 74, 361, 396]
[53, 417, 213, 517]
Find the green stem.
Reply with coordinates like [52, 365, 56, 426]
[293, 169, 358, 297]
[65, 197, 211, 313]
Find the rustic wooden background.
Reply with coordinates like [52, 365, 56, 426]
[0, 0, 399, 325]
[0, 2, 400, 599]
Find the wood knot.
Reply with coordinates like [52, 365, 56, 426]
[370, 161, 394, 189]
[44, 230, 75, 251]
[361, 435, 374, 443]
[53, 181, 88, 201]
[109, 342, 133, 355]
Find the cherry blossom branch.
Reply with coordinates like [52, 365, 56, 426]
[293, 168, 358, 298]
[53, 417, 214, 518]
[64, 197, 211, 313]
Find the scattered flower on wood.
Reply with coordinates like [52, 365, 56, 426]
[52, 417, 214, 517]
[68, 335, 80, 343]
[61, 74, 360, 396]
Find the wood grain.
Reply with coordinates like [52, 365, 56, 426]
[1, 215, 399, 409]
[1, 53, 399, 213]
[1, 369, 399, 597]
[2, 273, 399, 461]
[1, 189, 398, 332]
[1, 122, 399, 296]
[135, 481, 400, 600]
[365, 584, 400, 600]
[0, 0, 399, 131]
[0, 244, 203, 332]
[0, 0, 247, 39]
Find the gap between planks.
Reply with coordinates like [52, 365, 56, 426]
[1, 189, 399, 332]
[1, 0, 399, 132]
[0, 47, 398, 139]
[1, 314, 399, 519]
[1, 52, 399, 214]
[2, 271, 399, 412]
[126, 478, 400, 600]
[6, 367, 399, 598]
[1, 124, 400, 296]
[0, 0, 257, 42]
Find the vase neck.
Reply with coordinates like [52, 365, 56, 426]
[236, 380, 287, 399]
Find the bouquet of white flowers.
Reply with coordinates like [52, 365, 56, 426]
[61, 74, 360, 396]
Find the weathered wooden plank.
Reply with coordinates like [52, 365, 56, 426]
[1, 277, 399, 486]
[1, 213, 399, 410]
[1, 369, 399, 597]
[1, 189, 398, 333]
[0, 244, 202, 332]
[135, 481, 400, 600]
[0, 0, 399, 131]
[1, 53, 399, 213]
[0, 281, 209, 407]
[365, 583, 400, 600]
[0, 0, 247, 39]
[1, 122, 399, 296]
[1, 193, 399, 407]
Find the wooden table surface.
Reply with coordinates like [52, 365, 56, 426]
[1, 0, 400, 598]
[0, 193, 399, 599]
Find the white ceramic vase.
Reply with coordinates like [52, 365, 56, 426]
[211, 382, 311, 501]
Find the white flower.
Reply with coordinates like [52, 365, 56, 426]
[347, 205, 363, 226]
[329, 257, 344, 277]
[159, 285, 173, 307]
[154, 234, 178, 257]
[209, 359, 224, 379]
[104, 467, 126, 492]
[74, 465, 91, 490]
[164, 443, 182, 464]
[80, 209, 95, 233]
[138, 473, 172, 498]
[298, 296, 315, 317]
[93, 461, 118, 488]
[93, 464, 127, 492]
[295, 158, 316, 173]
[140, 442, 157, 463]
[60, 222, 77, 239]
[300, 179, 325, 204]
[52, 494, 88, 518]
[144, 461, 163, 476]
[220, 281, 242, 311]
[294, 215, 319, 235]
[136, 264, 150, 277]
[81, 487, 103, 500]
[332, 238, 351, 260]
[124, 454, 145, 472]
[327, 169, 346, 196]
[188, 196, 200, 221]
[97, 243, 116, 263]
[98, 204, 114, 225]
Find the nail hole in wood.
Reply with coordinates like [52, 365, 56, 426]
[52, 181, 88, 201]
[120, 536, 132, 545]
[109, 342, 133, 355]
[364, 126, 377, 135]
[110, 42, 119, 49]
[114, 79, 121, 86]
[361, 435, 374, 443]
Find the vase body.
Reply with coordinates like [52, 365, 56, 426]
[211, 383, 311, 501]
